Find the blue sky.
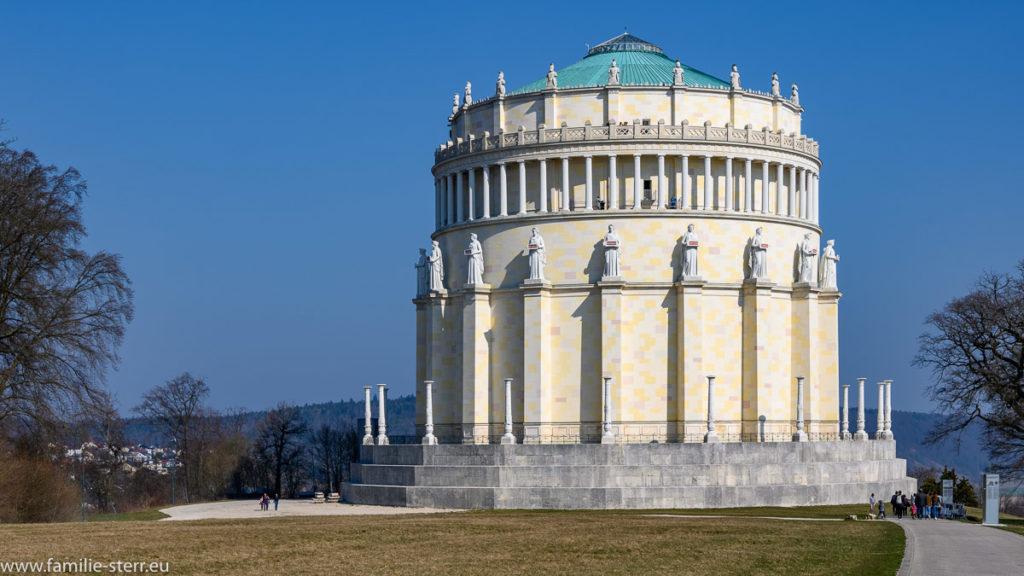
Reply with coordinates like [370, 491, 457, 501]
[1, 1, 1021, 414]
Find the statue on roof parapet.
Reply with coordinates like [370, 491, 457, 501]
[607, 59, 620, 86]
[673, 60, 685, 86]
[496, 71, 506, 97]
[730, 64, 741, 90]
[464, 82, 472, 106]
[546, 63, 557, 89]
[451, 93, 460, 116]
[771, 72, 781, 98]
[791, 83, 800, 106]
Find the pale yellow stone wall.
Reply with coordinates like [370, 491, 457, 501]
[683, 91, 731, 125]
[618, 89, 673, 124]
[504, 97, 542, 132]
[557, 92, 606, 127]
[470, 106, 494, 136]
[735, 96, 773, 130]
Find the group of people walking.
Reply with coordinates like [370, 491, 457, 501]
[870, 489, 954, 519]
[259, 492, 279, 511]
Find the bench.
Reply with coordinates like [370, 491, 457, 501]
[327, 492, 340, 503]
[312, 491, 326, 504]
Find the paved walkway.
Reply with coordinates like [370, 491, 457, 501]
[891, 519, 1024, 576]
[160, 500, 459, 521]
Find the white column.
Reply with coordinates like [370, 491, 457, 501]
[499, 163, 508, 216]
[788, 165, 797, 217]
[724, 156, 733, 211]
[481, 165, 490, 219]
[633, 154, 642, 209]
[761, 160, 770, 214]
[561, 157, 570, 211]
[793, 376, 808, 441]
[608, 154, 618, 209]
[518, 160, 527, 215]
[601, 377, 614, 443]
[362, 386, 373, 445]
[434, 179, 441, 229]
[455, 171, 464, 223]
[801, 168, 809, 219]
[467, 168, 475, 221]
[775, 163, 784, 215]
[538, 159, 548, 213]
[884, 379, 893, 440]
[744, 158, 753, 212]
[841, 384, 851, 439]
[657, 153, 666, 209]
[422, 380, 437, 445]
[446, 174, 454, 225]
[813, 173, 819, 223]
[376, 383, 389, 445]
[875, 381, 885, 440]
[680, 155, 690, 209]
[584, 155, 593, 211]
[704, 375, 719, 442]
[501, 377, 516, 444]
[855, 377, 868, 440]
[703, 156, 713, 210]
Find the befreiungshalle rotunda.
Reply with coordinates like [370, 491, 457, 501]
[344, 33, 915, 509]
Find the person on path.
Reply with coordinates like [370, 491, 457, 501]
[274, 493, 279, 511]
[870, 493, 877, 516]
[892, 491, 901, 519]
[879, 499, 886, 519]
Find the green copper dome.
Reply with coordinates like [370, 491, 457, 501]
[512, 33, 729, 94]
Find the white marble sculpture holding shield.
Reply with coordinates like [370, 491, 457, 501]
[819, 239, 839, 290]
[797, 233, 818, 284]
[428, 240, 444, 292]
[603, 224, 621, 278]
[527, 227, 546, 281]
[465, 233, 484, 285]
[748, 227, 768, 279]
[681, 224, 699, 278]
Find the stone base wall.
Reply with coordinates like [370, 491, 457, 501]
[342, 440, 916, 510]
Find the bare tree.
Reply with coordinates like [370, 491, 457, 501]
[0, 136, 134, 426]
[915, 261, 1024, 476]
[310, 423, 359, 493]
[254, 403, 307, 498]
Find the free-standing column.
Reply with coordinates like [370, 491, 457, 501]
[601, 377, 615, 443]
[680, 155, 690, 209]
[501, 378, 516, 444]
[446, 174, 455, 225]
[724, 156, 734, 211]
[499, 163, 508, 216]
[884, 380, 893, 440]
[875, 382, 885, 439]
[362, 386, 373, 445]
[841, 384, 851, 439]
[800, 168, 809, 219]
[434, 179, 441, 229]
[855, 377, 868, 440]
[538, 159, 548, 213]
[775, 163, 784, 215]
[744, 158, 753, 212]
[518, 160, 527, 215]
[813, 173, 819, 223]
[704, 375, 719, 443]
[584, 155, 593, 210]
[422, 380, 437, 445]
[788, 165, 797, 217]
[376, 383, 389, 445]
[467, 168, 475, 221]
[793, 377, 808, 441]
[632, 154, 642, 209]
[561, 157, 570, 212]
[455, 171, 464, 223]
[657, 153, 666, 209]
[703, 156, 713, 210]
[760, 160, 770, 214]
[608, 154, 618, 209]
[481, 165, 491, 219]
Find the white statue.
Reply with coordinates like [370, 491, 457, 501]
[451, 93, 459, 116]
[607, 59, 620, 86]
[545, 63, 557, 89]
[819, 239, 840, 290]
[415, 248, 428, 295]
[797, 233, 818, 284]
[465, 233, 484, 285]
[428, 240, 444, 292]
[464, 82, 472, 106]
[603, 224, 621, 278]
[680, 224, 699, 278]
[748, 227, 768, 279]
[496, 71, 506, 97]
[527, 227, 546, 281]
[673, 60, 685, 86]
[791, 83, 800, 106]
[771, 72, 780, 97]
[730, 64, 741, 90]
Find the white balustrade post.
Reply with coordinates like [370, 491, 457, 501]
[884, 379, 894, 440]
[376, 383, 389, 446]
[761, 160, 770, 214]
[608, 155, 618, 209]
[467, 168, 475, 221]
[518, 160, 527, 215]
[538, 159, 548, 213]
[481, 165, 491, 219]
[561, 157, 570, 211]
[704, 375, 719, 443]
[744, 158, 753, 212]
[657, 153, 666, 209]
[724, 156, 733, 211]
[584, 155, 593, 210]
[601, 377, 615, 443]
[854, 377, 868, 440]
[633, 154, 642, 209]
[423, 380, 437, 445]
[793, 376, 808, 442]
[446, 174, 455, 225]
[499, 163, 508, 216]
[841, 384, 851, 440]
[362, 386, 374, 445]
[875, 381, 885, 440]
[501, 378, 516, 444]
[680, 155, 690, 209]
[703, 156, 713, 210]
[788, 165, 797, 217]
[455, 171, 464, 223]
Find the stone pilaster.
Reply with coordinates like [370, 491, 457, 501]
[792, 282, 820, 434]
[742, 278, 776, 439]
[424, 291, 450, 438]
[675, 278, 705, 441]
[461, 284, 491, 444]
[522, 279, 551, 443]
[414, 298, 428, 434]
[543, 88, 557, 128]
[599, 278, 626, 438]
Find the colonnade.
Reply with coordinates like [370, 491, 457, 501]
[434, 153, 820, 229]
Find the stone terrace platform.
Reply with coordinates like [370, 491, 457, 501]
[343, 440, 915, 510]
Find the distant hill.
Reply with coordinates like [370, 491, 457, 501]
[126, 399, 988, 482]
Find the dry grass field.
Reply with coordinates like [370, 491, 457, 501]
[1, 507, 903, 575]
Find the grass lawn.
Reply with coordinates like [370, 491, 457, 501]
[86, 507, 170, 522]
[0, 509, 903, 576]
